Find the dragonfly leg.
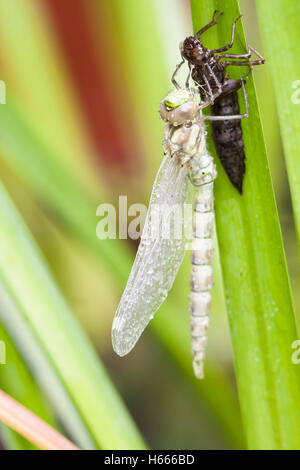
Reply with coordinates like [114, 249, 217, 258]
[172, 58, 185, 90]
[194, 85, 211, 103]
[185, 64, 194, 91]
[204, 80, 249, 120]
[216, 44, 252, 60]
[203, 74, 215, 103]
[198, 88, 223, 110]
[211, 14, 242, 53]
[195, 10, 224, 38]
[221, 46, 265, 67]
[204, 63, 223, 94]
[241, 66, 253, 80]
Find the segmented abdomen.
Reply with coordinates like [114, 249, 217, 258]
[211, 91, 245, 193]
[189, 153, 216, 379]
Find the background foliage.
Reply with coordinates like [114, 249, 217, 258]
[0, 0, 299, 450]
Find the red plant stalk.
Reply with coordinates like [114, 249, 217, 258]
[0, 389, 79, 450]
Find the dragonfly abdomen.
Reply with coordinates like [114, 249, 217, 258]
[211, 92, 245, 193]
[189, 155, 216, 379]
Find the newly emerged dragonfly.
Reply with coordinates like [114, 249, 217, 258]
[112, 64, 249, 378]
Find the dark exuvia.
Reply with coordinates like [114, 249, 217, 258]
[180, 10, 265, 193]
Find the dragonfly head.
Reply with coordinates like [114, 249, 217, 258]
[181, 36, 205, 63]
[159, 89, 198, 126]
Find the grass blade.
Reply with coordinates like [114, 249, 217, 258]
[190, 0, 300, 449]
[0, 99, 132, 285]
[255, 1, 300, 250]
[0, 180, 145, 450]
[0, 324, 57, 450]
[0, 282, 96, 449]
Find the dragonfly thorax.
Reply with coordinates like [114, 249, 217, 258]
[167, 122, 205, 166]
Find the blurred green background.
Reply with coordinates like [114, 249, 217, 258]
[0, 0, 298, 450]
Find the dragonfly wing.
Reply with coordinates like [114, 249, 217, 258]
[112, 154, 190, 356]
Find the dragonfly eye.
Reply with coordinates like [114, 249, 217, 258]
[164, 100, 182, 109]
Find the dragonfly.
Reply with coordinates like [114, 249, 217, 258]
[111, 62, 249, 379]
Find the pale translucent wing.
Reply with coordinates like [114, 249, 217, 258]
[112, 154, 190, 356]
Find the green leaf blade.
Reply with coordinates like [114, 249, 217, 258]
[256, 1, 300, 249]
[190, 0, 300, 449]
[0, 180, 146, 450]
